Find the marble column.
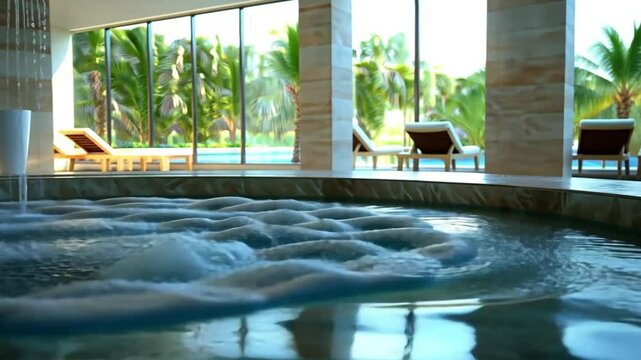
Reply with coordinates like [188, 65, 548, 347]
[0, 0, 53, 174]
[299, 0, 352, 171]
[485, 0, 574, 177]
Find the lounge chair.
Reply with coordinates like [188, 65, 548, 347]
[54, 142, 89, 171]
[397, 121, 480, 171]
[573, 119, 634, 177]
[59, 128, 193, 172]
[353, 123, 407, 169]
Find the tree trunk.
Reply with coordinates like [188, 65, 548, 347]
[616, 88, 633, 118]
[226, 117, 237, 144]
[88, 71, 107, 138]
[291, 88, 301, 163]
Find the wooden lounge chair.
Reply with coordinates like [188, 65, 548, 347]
[59, 128, 193, 172]
[353, 122, 406, 169]
[573, 119, 634, 177]
[54, 142, 89, 171]
[397, 121, 480, 171]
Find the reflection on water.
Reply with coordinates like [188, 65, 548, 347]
[1, 300, 640, 359]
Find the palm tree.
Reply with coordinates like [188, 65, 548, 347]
[428, 70, 486, 148]
[246, 51, 295, 142]
[155, 38, 189, 143]
[110, 26, 151, 145]
[354, 60, 387, 133]
[575, 24, 641, 153]
[353, 33, 414, 137]
[577, 25, 641, 119]
[573, 58, 617, 136]
[210, 41, 242, 144]
[266, 25, 300, 162]
[72, 30, 107, 135]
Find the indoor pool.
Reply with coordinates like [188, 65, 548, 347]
[0, 197, 640, 359]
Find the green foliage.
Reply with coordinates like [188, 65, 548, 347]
[353, 33, 415, 137]
[574, 25, 641, 153]
[72, 30, 107, 134]
[428, 70, 485, 147]
[74, 25, 299, 151]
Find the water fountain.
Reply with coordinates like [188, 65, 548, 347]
[1, 0, 45, 211]
[0, 109, 31, 211]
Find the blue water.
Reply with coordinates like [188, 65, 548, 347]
[0, 197, 640, 359]
[194, 148, 641, 172]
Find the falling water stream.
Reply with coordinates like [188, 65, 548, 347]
[2, 0, 46, 213]
[18, 174, 27, 213]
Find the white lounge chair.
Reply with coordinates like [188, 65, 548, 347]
[353, 123, 406, 169]
[573, 119, 634, 177]
[397, 121, 480, 171]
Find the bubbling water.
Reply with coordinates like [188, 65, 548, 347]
[0, 196, 624, 337]
[0, 197, 480, 336]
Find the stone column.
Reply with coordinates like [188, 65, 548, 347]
[485, 0, 574, 177]
[0, 0, 54, 174]
[51, 27, 74, 171]
[299, 0, 352, 171]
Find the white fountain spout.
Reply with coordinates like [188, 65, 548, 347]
[0, 109, 31, 176]
[0, 109, 31, 211]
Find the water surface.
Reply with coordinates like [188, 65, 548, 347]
[0, 197, 639, 359]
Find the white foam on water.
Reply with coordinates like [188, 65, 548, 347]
[307, 207, 377, 219]
[254, 209, 319, 225]
[0, 241, 58, 264]
[61, 209, 140, 220]
[345, 252, 443, 275]
[258, 239, 388, 262]
[34, 205, 102, 215]
[107, 202, 188, 210]
[206, 223, 348, 248]
[101, 236, 256, 282]
[351, 227, 454, 250]
[0, 197, 479, 336]
[117, 209, 233, 223]
[294, 218, 355, 232]
[219, 199, 325, 212]
[0, 219, 156, 241]
[413, 240, 478, 266]
[186, 196, 253, 210]
[343, 215, 433, 230]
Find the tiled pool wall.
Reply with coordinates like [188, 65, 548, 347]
[1, 174, 640, 232]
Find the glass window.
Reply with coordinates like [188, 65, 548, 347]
[152, 16, 192, 148]
[574, 0, 641, 161]
[243, 1, 299, 164]
[110, 24, 150, 147]
[72, 30, 106, 134]
[352, 0, 415, 161]
[419, 0, 486, 149]
[194, 10, 241, 164]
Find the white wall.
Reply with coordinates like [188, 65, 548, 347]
[50, 0, 258, 31]
[51, 27, 74, 131]
[50, 26, 75, 171]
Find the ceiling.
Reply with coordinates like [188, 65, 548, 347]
[49, 0, 261, 31]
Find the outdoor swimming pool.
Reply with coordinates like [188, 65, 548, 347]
[193, 148, 640, 172]
[0, 196, 639, 359]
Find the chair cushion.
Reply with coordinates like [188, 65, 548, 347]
[577, 119, 634, 155]
[405, 121, 465, 154]
[579, 119, 635, 130]
[461, 145, 480, 155]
